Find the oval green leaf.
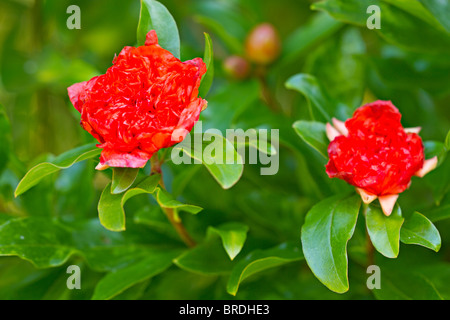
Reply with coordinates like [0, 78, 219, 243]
[292, 120, 328, 158]
[199, 33, 214, 98]
[0, 217, 76, 268]
[400, 212, 441, 252]
[137, 0, 180, 58]
[111, 167, 140, 194]
[286, 74, 332, 122]
[15, 144, 101, 197]
[172, 133, 244, 190]
[301, 194, 361, 293]
[98, 175, 161, 232]
[174, 234, 234, 276]
[210, 222, 249, 260]
[286, 73, 349, 122]
[227, 243, 303, 296]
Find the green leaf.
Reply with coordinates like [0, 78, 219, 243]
[0, 218, 76, 268]
[14, 144, 101, 197]
[174, 234, 234, 275]
[400, 212, 441, 252]
[173, 133, 244, 189]
[286, 73, 348, 122]
[418, 0, 450, 32]
[199, 135, 244, 190]
[137, 0, 180, 58]
[194, 15, 242, 54]
[366, 204, 404, 258]
[111, 168, 140, 195]
[98, 175, 160, 232]
[92, 249, 181, 300]
[227, 243, 303, 296]
[209, 223, 249, 260]
[301, 195, 361, 293]
[312, 0, 450, 53]
[374, 268, 444, 300]
[98, 184, 129, 232]
[232, 132, 277, 157]
[199, 33, 214, 98]
[292, 121, 328, 158]
[98, 175, 202, 232]
[152, 186, 203, 218]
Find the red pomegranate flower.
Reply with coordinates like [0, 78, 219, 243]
[68, 30, 207, 170]
[325, 100, 437, 216]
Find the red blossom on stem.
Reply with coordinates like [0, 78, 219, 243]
[68, 30, 207, 170]
[325, 100, 437, 216]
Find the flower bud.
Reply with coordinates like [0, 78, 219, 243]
[245, 23, 281, 65]
[325, 100, 437, 216]
[68, 30, 207, 170]
[223, 55, 251, 80]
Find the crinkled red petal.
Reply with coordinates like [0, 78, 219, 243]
[326, 101, 425, 196]
[68, 30, 207, 168]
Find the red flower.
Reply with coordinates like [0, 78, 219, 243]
[68, 30, 207, 169]
[325, 100, 437, 216]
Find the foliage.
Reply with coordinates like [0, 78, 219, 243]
[0, 0, 449, 300]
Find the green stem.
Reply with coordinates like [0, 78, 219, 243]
[255, 66, 280, 113]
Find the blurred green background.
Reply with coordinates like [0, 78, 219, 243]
[0, 0, 449, 300]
